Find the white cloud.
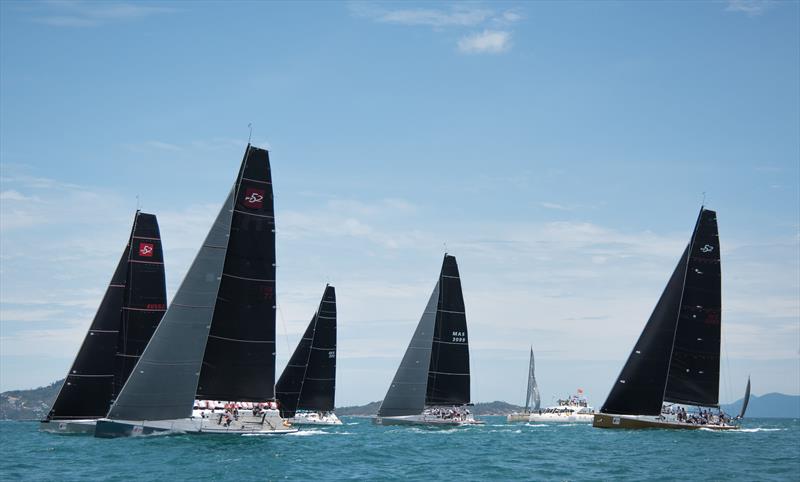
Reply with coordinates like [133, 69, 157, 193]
[725, 0, 772, 16]
[32, 0, 174, 27]
[0, 190, 37, 202]
[350, 3, 520, 53]
[349, 3, 493, 27]
[458, 30, 512, 54]
[540, 201, 571, 211]
[375, 7, 492, 27]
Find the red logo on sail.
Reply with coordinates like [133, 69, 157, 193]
[243, 188, 265, 208]
[139, 242, 154, 257]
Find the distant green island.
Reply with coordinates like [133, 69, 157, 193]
[3, 380, 798, 420]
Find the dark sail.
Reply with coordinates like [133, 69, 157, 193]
[600, 245, 690, 416]
[108, 190, 234, 421]
[664, 209, 721, 407]
[738, 377, 751, 419]
[48, 211, 166, 420]
[276, 285, 337, 418]
[426, 254, 471, 406]
[197, 145, 277, 402]
[114, 213, 168, 397]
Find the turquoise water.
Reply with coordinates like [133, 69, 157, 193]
[1, 417, 798, 480]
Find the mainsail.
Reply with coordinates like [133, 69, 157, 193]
[109, 144, 274, 421]
[196, 146, 277, 402]
[600, 208, 721, 416]
[664, 209, 721, 406]
[426, 255, 471, 406]
[275, 285, 337, 418]
[48, 211, 167, 421]
[526, 348, 541, 412]
[378, 254, 471, 417]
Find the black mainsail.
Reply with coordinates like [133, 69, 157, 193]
[378, 254, 471, 417]
[47, 211, 167, 421]
[196, 145, 277, 402]
[108, 144, 274, 421]
[426, 255, 470, 406]
[275, 285, 337, 418]
[664, 209, 721, 406]
[600, 208, 721, 416]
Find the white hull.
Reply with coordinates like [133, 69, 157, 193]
[506, 412, 531, 423]
[528, 412, 594, 423]
[290, 412, 342, 426]
[95, 410, 297, 438]
[39, 419, 97, 435]
[374, 414, 483, 427]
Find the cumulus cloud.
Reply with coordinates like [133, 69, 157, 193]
[457, 30, 512, 54]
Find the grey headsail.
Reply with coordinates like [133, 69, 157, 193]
[377, 282, 440, 417]
[107, 188, 234, 421]
[526, 347, 541, 412]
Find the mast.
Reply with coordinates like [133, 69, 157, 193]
[276, 285, 337, 418]
[196, 145, 277, 402]
[425, 254, 471, 406]
[48, 211, 166, 421]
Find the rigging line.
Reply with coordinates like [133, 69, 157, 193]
[276, 303, 292, 359]
[248, 123, 253, 144]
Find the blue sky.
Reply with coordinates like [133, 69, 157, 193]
[1, 0, 798, 407]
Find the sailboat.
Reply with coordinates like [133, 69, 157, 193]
[95, 144, 296, 437]
[507, 347, 540, 422]
[593, 207, 751, 430]
[40, 211, 167, 434]
[275, 285, 341, 425]
[374, 254, 482, 426]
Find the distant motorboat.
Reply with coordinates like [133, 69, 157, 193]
[529, 392, 594, 423]
[374, 255, 483, 427]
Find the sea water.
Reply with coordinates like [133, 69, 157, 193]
[1, 417, 798, 480]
